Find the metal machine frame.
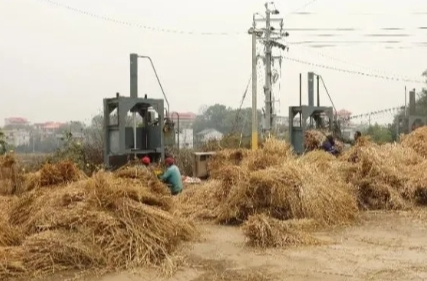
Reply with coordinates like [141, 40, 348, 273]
[395, 89, 427, 137]
[103, 54, 174, 169]
[289, 72, 334, 154]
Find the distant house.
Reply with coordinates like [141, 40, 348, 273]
[177, 128, 194, 148]
[4, 117, 29, 127]
[33, 122, 66, 140]
[195, 128, 223, 146]
[3, 128, 30, 147]
[168, 112, 197, 129]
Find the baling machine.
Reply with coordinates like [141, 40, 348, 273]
[288, 72, 336, 154]
[103, 54, 175, 169]
[395, 89, 427, 136]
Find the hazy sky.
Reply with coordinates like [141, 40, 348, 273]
[1, 0, 426, 125]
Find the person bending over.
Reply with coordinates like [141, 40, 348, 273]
[160, 157, 183, 195]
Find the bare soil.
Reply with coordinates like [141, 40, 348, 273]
[65, 210, 427, 281]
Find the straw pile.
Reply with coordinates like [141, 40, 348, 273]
[401, 126, 427, 157]
[23, 160, 86, 193]
[242, 214, 319, 248]
[0, 164, 197, 280]
[0, 154, 25, 195]
[177, 127, 427, 248]
[304, 130, 344, 153]
[178, 138, 358, 233]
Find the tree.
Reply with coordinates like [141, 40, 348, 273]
[192, 104, 263, 136]
[364, 123, 393, 144]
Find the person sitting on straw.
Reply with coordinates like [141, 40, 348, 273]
[159, 157, 183, 196]
[321, 135, 339, 156]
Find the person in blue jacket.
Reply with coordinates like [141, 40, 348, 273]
[160, 157, 183, 195]
[321, 135, 338, 156]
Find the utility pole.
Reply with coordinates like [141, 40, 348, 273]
[248, 17, 264, 150]
[254, 2, 288, 138]
[264, 4, 272, 135]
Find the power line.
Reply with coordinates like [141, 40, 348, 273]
[35, 0, 242, 36]
[283, 56, 425, 84]
[291, 11, 427, 16]
[287, 0, 320, 15]
[286, 27, 426, 31]
[287, 40, 427, 47]
[33, 0, 427, 37]
[346, 106, 405, 121]
[296, 47, 420, 81]
[230, 75, 252, 134]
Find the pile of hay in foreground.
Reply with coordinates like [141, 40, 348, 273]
[181, 138, 358, 223]
[177, 128, 427, 248]
[0, 163, 196, 280]
[242, 214, 320, 248]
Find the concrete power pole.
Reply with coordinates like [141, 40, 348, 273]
[254, 2, 287, 137]
[264, 5, 273, 134]
[248, 17, 264, 150]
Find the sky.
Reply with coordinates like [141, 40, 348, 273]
[0, 0, 426, 126]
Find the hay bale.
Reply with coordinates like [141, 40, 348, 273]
[0, 218, 23, 247]
[0, 246, 27, 280]
[174, 181, 222, 220]
[207, 149, 248, 174]
[299, 150, 338, 170]
[215, 161, 358, 225]
[343, 144, 419, 210]
[3, 171, 197, 280]
[261, 138, 293, 158]
[241, 214, 319, 248]
[39, 161, 83, 186]
[357, 181, 408, 210]
[403, 160, 427, 205]
[0, 154, 25, 195]
[304, 130, 343, 153]
[304, 130, 325, 151]
[210, 165, 248, 188]
[401, 126, 427, 157]
[90, 171, 173, 211]
[243, 150, 289, 171]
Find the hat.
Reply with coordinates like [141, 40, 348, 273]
[141, 156, 150, 165]
[165, 157, 174, 165]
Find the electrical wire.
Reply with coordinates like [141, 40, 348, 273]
[295, 47, 422, 81]
[346, 106, 405, 121]
[286, 0, 320, 15]
[283, 56, 425, 84]
[291, 11, 427, 16]
[35, 0, 242, 36]
[286, 27, 427, 31]
[33, 0, 427, 37]
[230, 75, 252, 134]
[288, 40, 426, 45]
[317, 75, 337, 115]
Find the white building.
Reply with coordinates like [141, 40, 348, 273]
[3, 128, 31, 147]
[275, 116, 288, 126]
[195, 128, 223, 145]
[177, 129, 194, 148]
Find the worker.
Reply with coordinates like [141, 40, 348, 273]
[354, 131, 361, 142]
[159, 157, 183, 196]
[321, 135, 338, 156]
[141, 156, 151, 167]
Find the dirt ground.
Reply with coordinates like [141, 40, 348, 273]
[60, 209, 427, 281]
